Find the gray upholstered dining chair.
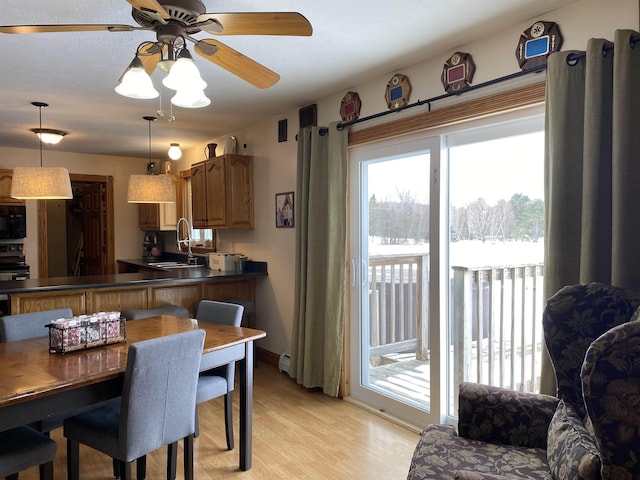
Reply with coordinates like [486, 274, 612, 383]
[0, 308, 73, 342]
[63, 329, 205, 480]
[0, 426, 57, 480]
[194, 300, 244, 450]
[0, 308, 75, 434]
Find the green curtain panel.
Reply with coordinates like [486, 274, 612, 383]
[290, 123, 349, 396]
[542, 29, 640, 394]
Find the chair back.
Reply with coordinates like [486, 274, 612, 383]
[0, 308, 73, 342]
[196, 300, 243, 384]
[119, 329, 205, 461]
[196, 300, 244, 327]
[582, 319, 640, 478]
[543, 283, 640, 412]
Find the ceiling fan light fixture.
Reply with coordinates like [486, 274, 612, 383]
[171, 88, 211, 109]
[30, 127, 68, 145]
[115, 56, 159, 99]
[168, 143, 182, 160]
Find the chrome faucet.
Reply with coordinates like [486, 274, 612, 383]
[176, 217, 195, 264]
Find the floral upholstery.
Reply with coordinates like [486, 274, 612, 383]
[407, 283, 640, 480]
[407, 424, 552, 479]
[582, 319, 640, 479]
[458, 383, 558, 449]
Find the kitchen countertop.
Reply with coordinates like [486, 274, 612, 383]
[0, 260, 267, 295]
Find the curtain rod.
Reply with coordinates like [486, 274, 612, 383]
[565, 33, 640, 64]
[317, 63, 548, 135]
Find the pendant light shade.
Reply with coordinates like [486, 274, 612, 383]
[127, 174, 175, 203]
[31, 128, 68, 145]
[11, 102, 73, 200]
[11, 166, 73, 200]
[127, 116, 176, 204]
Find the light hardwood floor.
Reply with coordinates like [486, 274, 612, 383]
[20, 363, 420, 479]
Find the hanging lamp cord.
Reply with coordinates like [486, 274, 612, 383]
[38, 104, 44, 167]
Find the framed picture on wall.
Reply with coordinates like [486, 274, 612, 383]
[275, 192, 294, 228]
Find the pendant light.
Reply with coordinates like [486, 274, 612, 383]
[127, 116, 175, 203]
[10, 102, 73, 200]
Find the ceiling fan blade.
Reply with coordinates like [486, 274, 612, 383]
[138, 43, 165, 75]
[0, 24, 137, 34]
[197, 12, 312, 36]
[194, 38, 280, 89]
[125, 0, 170, 20]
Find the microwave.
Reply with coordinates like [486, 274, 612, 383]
[0, 205, 26, 239]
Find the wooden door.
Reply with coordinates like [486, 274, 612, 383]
[82, 183, 106, 275]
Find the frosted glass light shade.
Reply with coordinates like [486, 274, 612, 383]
[168, 143, 182, 160]
[127, 174, 175, 203]
[115, 66, 159, 99]
[162, 57, 207, 91]
[171, 88, 211, 108]
[31, 128, 67, 145]
[10, 166, 73, 199]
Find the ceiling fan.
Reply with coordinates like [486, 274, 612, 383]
[0, 0, 313, 89]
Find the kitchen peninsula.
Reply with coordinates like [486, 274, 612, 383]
[0, 260, 267, 317]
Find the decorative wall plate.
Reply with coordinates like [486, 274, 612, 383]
[441, 52, 476, 93]
[516, 21, 563, 70]
[385, 74, 411, 110]
[340, 91, 361, 122]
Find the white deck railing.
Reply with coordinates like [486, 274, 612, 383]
[368, 255, 544, 394]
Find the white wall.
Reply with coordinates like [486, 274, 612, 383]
[174, 0, 637, 357]
[0, 147, 150, 277]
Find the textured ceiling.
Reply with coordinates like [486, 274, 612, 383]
[0, 0, 577, 160]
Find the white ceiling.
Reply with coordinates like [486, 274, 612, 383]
[0, 0, 576, 160]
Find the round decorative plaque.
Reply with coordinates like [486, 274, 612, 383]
[385, 74, 411, 111]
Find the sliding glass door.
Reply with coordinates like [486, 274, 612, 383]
[348, 110, 544, 427]
[349, 135, 442, 427]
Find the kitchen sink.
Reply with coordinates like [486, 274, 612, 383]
[147, 261, 203, 269]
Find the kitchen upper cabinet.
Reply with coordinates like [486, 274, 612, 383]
[138, 175, 178, 230]
[0, 169, 25, 205]
[190, 154, 254, 229]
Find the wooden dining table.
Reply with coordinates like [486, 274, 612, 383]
[0, 314, 266, 471]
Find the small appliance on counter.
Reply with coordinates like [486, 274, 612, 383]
[208, 252, 245, 272]
[143, 231, 162, 257]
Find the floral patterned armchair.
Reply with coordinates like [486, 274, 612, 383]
[407, 283, 640, 480]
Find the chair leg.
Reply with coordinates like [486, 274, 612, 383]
[184, 435, 194, 480]
[224, 393, 234, 450]
[167, 442, 178, 480]
[136, 456, 146, 480]
[67, 438, 80, 480]
[41, 461, 54, 480]
[194, 407, 200, 438]
[112, 458, 120, 478]
[119, 461, 132, 480]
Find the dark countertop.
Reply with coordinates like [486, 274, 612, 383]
[0, 260, 267, 295]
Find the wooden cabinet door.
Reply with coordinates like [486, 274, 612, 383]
[226, 155, 254, 229]
[191, 162, 208, 228]
[138, 204, 160, 230]
[0, 170, 24, 205]
[205, 157, 227, 227]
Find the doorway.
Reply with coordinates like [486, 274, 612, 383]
[37, 174, 115, 278]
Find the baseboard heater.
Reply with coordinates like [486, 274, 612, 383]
[279, 352, 291, 374]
